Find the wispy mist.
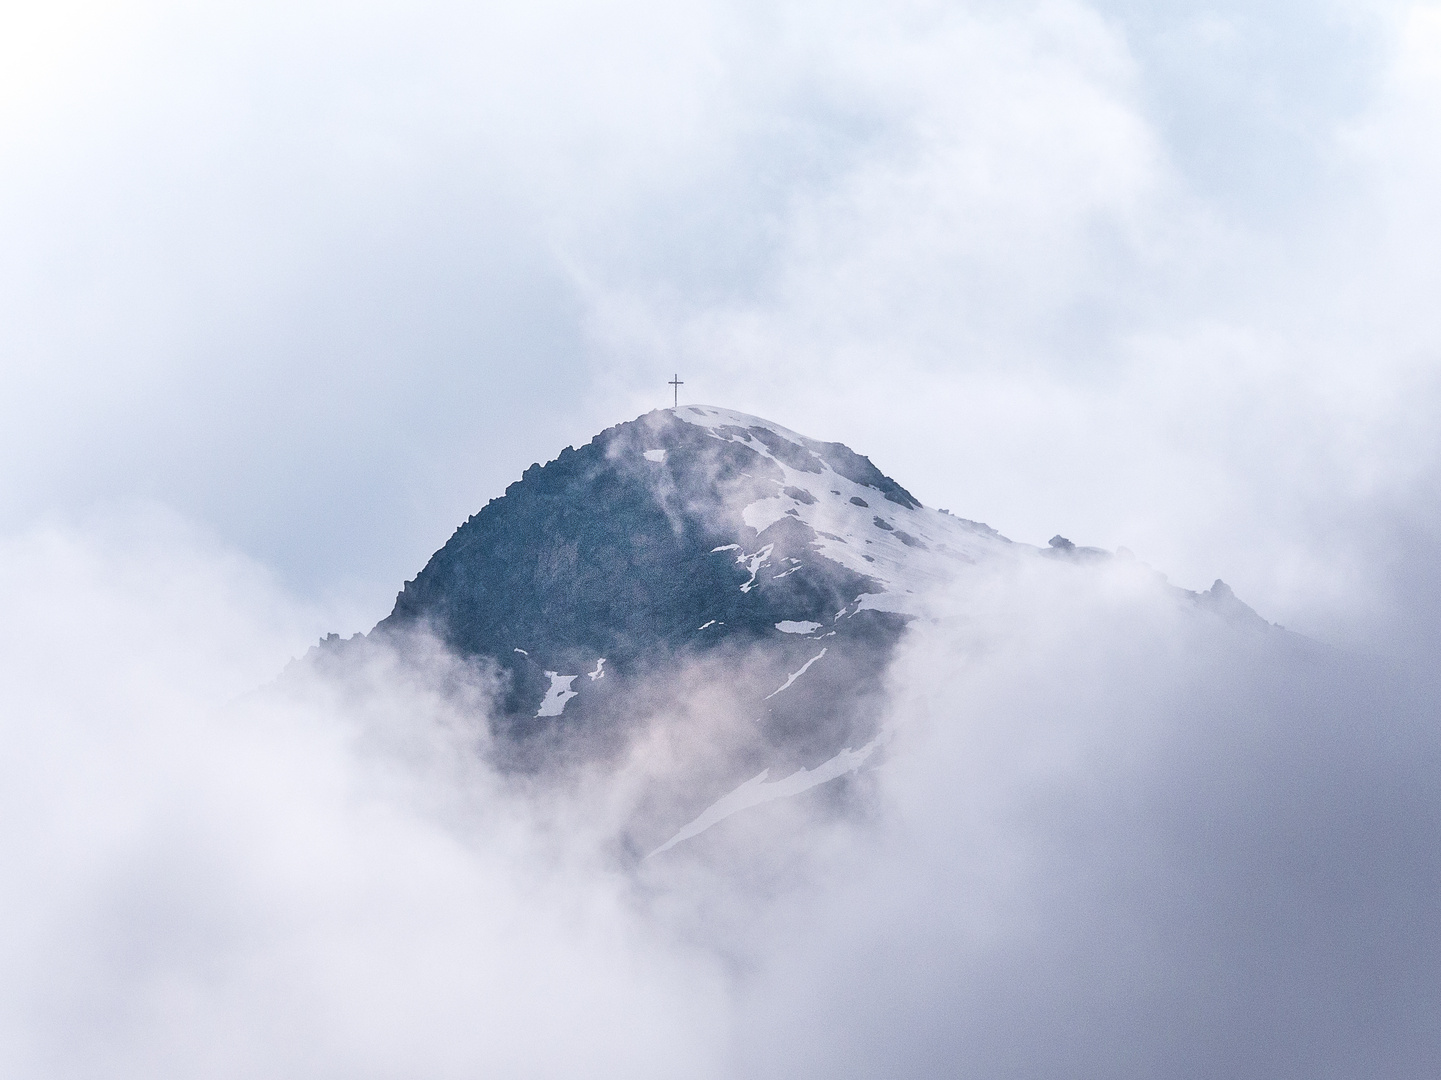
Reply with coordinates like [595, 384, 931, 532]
[3, 517, 1436, 1076]
[0, 517, 730, 1077]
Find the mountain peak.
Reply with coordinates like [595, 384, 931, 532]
[365, 408, 1010, 806]
[312, 406, 1269, 853]
[377, 406, 1004, 664]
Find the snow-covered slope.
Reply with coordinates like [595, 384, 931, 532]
[669, 405, 1011, 618]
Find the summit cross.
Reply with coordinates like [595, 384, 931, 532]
[669, 373, 683, 408]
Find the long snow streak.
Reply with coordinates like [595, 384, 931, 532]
[649, 737, 880, 856]
[764, 648, 828, 699]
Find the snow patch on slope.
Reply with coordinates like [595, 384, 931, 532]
[536, 672, 578, 717]
[733, 544, 775, 593]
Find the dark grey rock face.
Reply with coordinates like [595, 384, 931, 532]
[370, 408, 918, 780]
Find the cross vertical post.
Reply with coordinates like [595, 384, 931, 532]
[669, 374, 683, 408]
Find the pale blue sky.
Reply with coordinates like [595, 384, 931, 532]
[1, 1, 1435, 650]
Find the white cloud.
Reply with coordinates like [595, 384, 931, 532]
[0, 0, 1436, 655]
[3, 515, 1437, 1076]
[2, 7, 1441, 1068]
[0, 514, 731, 1077]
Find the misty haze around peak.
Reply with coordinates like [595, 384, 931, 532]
[3, 498, 1439, 1078]
[3, 1, 1441, 1077]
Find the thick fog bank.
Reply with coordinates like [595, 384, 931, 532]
[0, 518, 728, 1079]
[727, 558, 1441, 1078]
[2, 518, 1438, 1078]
